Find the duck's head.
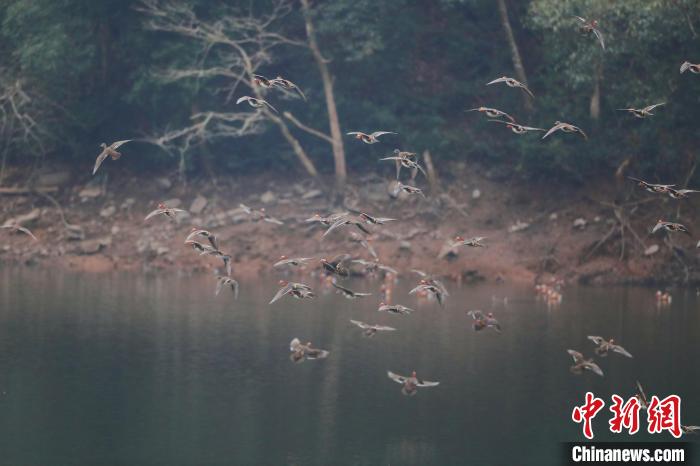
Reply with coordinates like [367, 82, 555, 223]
[487, 312, 494, 318]
[454, 235, 464, 242]
[379, 301, 386, 307]
[100, 143, 107, 149]
[393, 148, 400, 154]
[279, 255, 287, 260]
[278, 280, 288, 286]
[609, 338, 615, 344]
[411, 371, 417, 378]
[554, 120, 562, 125]
[158, 202, 166, 209]
[591, 19, 598, 27]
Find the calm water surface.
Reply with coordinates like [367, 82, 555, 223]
[0, 267, 698, 465]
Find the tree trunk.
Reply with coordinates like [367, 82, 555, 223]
[589, 61, 602, 120]
[300, 0, 346, 188]
[496, 0, 532, 112]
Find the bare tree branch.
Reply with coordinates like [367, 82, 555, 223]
[136, 0, 319, 178]
[283, 111, 333, 144]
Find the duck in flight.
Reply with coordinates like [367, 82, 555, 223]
[273, 256, 315, 268]
[567, 349, 604, 377]
[332, 281, 372, 299]
[349, 320, 396, 337]
[410, 279, 448, 306]
[574, 16, 605, 50]
[488, 119, 545, 135]
[185, 228, 219, 250]
[627, 177, 675, 194]
[617, 103, 665, 118]
[467, 107, 516, 123]
[652, 220, 690, 235]
[215, 276, 239, 299]
[289, 338, 329, 363]
[92, 140, 132, 175]
[144, 203, 186, 222]
[380, 149, 427, 179]
[387, 371, 439, 396]
[269, 280, 315, 304]
[680, 61, 700, 74]
[253, 74, 307, 100]
[450, 235, 487, 249]
[378, 302, 414, 315]
[587, 336, 633, 358]
[236, 96, 278, 113]
[391, 181, 426, 198]
[347, 131, 396, 144]
[542, 121, 587, 140]
[467, 310, 501, 333]
[486, 76, 534, 98]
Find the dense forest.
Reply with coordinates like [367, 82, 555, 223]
[1, 0, 699, 186]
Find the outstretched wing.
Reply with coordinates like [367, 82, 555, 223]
[322, 217, 349, 238]
[350, 319, 369, 329]
[645, 102, 665, 112]
[416, 379, 440, 388]
[612, 345, 633, 358]
[110, 139, 132, 150]
[636, 381, 648, 405]
[486, 76, 508, 85]
[567, 349, 584, 363]
[375, 325, 396, 332]
[269, 283, 293, 304]
[387, 371, 407, 384]
[592, 28, 605, 50]
[371, 131, 396, 138]
[144, 209, 165, 221]
[92, 150, 109, 175]
[587, 335, 605, 346]
[542, 124, 563, 140]
[584, 361, 604, 377]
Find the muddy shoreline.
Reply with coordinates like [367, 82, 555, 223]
[2, 163, 699, 287]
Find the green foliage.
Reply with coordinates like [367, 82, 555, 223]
[0, 0, 698, 182]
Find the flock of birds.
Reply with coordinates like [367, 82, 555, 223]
[1, 15, 700, 422]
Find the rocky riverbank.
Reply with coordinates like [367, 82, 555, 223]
[2, 162, 699, 286]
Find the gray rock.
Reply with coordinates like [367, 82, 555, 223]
[260, 190, 276, 204]
[399, 241, 412, 251]
[74, 237, 111, 255]
[644, 244, 660, 256]
[37, 171, 71, 187]
[573, 218, 587, 230]
[79, 185, 102, 199]
[190, 195, 208, 214]
[155, 177, 172, 190]
[100, 206, 116, 218]
[3, 208, 41, 227]
[472, 188, 481, 200]
[301, 189, 323, 200]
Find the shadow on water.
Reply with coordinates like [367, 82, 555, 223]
[0, 267, 698, 465]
